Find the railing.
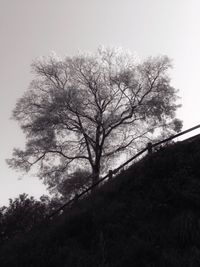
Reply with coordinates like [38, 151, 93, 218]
[48, 124, 200, 219]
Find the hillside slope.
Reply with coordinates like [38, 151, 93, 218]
[1, 137, 200, 267]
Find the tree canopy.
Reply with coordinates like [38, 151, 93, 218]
[8, 47, 181, 194]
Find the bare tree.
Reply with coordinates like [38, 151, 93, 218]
[7, 47, 181, 192]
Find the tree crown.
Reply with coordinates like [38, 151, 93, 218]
[8, 47, 181, 194]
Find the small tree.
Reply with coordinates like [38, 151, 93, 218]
[0, 194, 51, 242]
[8, 47, 181, 193]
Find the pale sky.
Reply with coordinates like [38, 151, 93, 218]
[0, 0, 200, 205]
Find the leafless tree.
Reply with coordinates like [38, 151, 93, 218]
[7, 47, 181, 192]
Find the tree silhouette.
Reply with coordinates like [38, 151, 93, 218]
[0, 194, 51, 242]
[8, 47, 181, 193]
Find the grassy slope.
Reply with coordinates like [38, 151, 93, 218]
[1, 137, 200, 267]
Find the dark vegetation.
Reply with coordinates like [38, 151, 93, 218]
[1, 136, 200, 266]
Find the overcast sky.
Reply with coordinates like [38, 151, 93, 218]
[0, 0, 200, 205]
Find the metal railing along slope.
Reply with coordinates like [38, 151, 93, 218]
[48, 124, 200, 219]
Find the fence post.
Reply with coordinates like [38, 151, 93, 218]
[147, 142, 153, 154]
[108, 170, 113, 180]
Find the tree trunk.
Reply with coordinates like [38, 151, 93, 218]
[91, 163, 100, 192]
[92, 166, 100, 184]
